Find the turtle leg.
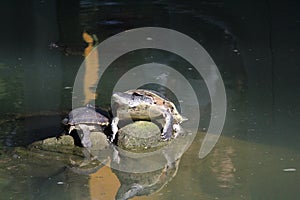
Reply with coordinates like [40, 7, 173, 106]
[78, 124, 92, 148]
[161, 109, 173, 140]
[111, 117, 119, 142]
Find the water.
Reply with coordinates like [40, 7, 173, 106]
[1, 0, 300, 199]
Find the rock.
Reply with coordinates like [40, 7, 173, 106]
[43, 135, 74, 146]
[29, 135, 74, 147]
[25, 135, 81, 156]
[29, 135, 75, 152]
[117, 121, 169, 153]
[89, 132, 109, 150]
[30, 131, 109, 150]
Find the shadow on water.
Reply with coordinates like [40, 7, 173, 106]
[0, 113, 65, 147]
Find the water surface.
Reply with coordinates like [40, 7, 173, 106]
[0, 1, 300, 199]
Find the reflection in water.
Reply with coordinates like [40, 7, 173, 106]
[0, 128, 299, 200]
[49, 30, 100, 105]
[0, 63, 23, 114]
[0, 79, 6, 100]
[210, 146, 237, 189]
[70, 126, 188, 200]
[82, 31, 100, 105]
[80, 32, 123, 198]
[89, 161, 121, 200]
[111, 159, 180, 200]
[49, 30, 114, 198]
[74, 31, 119, 198]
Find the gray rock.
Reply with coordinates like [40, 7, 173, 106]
[43, 135, 74, 146]
[117, 121, 169, 153]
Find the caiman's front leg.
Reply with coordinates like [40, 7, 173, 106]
[161, 109, 173, 140]
[111, 117, 119, 142]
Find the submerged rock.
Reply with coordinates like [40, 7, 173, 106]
[117, 121, 169, 153]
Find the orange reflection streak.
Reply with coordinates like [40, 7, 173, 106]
[82, 31, 121, 199]
[83, 31, 100, 105]
[210, 146, 237, 189]
[83, 31, 161, 200]
[89, 160, 121, 200]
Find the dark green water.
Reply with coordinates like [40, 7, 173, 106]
[0, 0, 300, 199]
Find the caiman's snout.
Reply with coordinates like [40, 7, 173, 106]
[112, 92, 132, 105]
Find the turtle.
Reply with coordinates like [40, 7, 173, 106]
[111, 89, 187, 142]
[62, 104, 110, 148]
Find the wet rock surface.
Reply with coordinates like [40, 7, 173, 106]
[31, 135, 74, 147]
[0, 121, 174, 177]
[117, 121, 169, 153]
[0, 119, 189, 200]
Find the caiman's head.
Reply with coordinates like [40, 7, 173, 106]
[112, 92, 153, 108]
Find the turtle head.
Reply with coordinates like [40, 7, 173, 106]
[61, 117, 69, 125]
[112, 92, 131, 105]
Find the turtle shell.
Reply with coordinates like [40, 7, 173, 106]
[66, 106, 109, 126]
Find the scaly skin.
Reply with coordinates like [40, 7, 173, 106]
[111, 89, 186, 142]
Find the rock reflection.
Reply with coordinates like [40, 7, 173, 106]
[89, 161, 121, 200]
[113, 159, 180, 200]
[85, 130, 189, 200]
[210, 146, 237, 189]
